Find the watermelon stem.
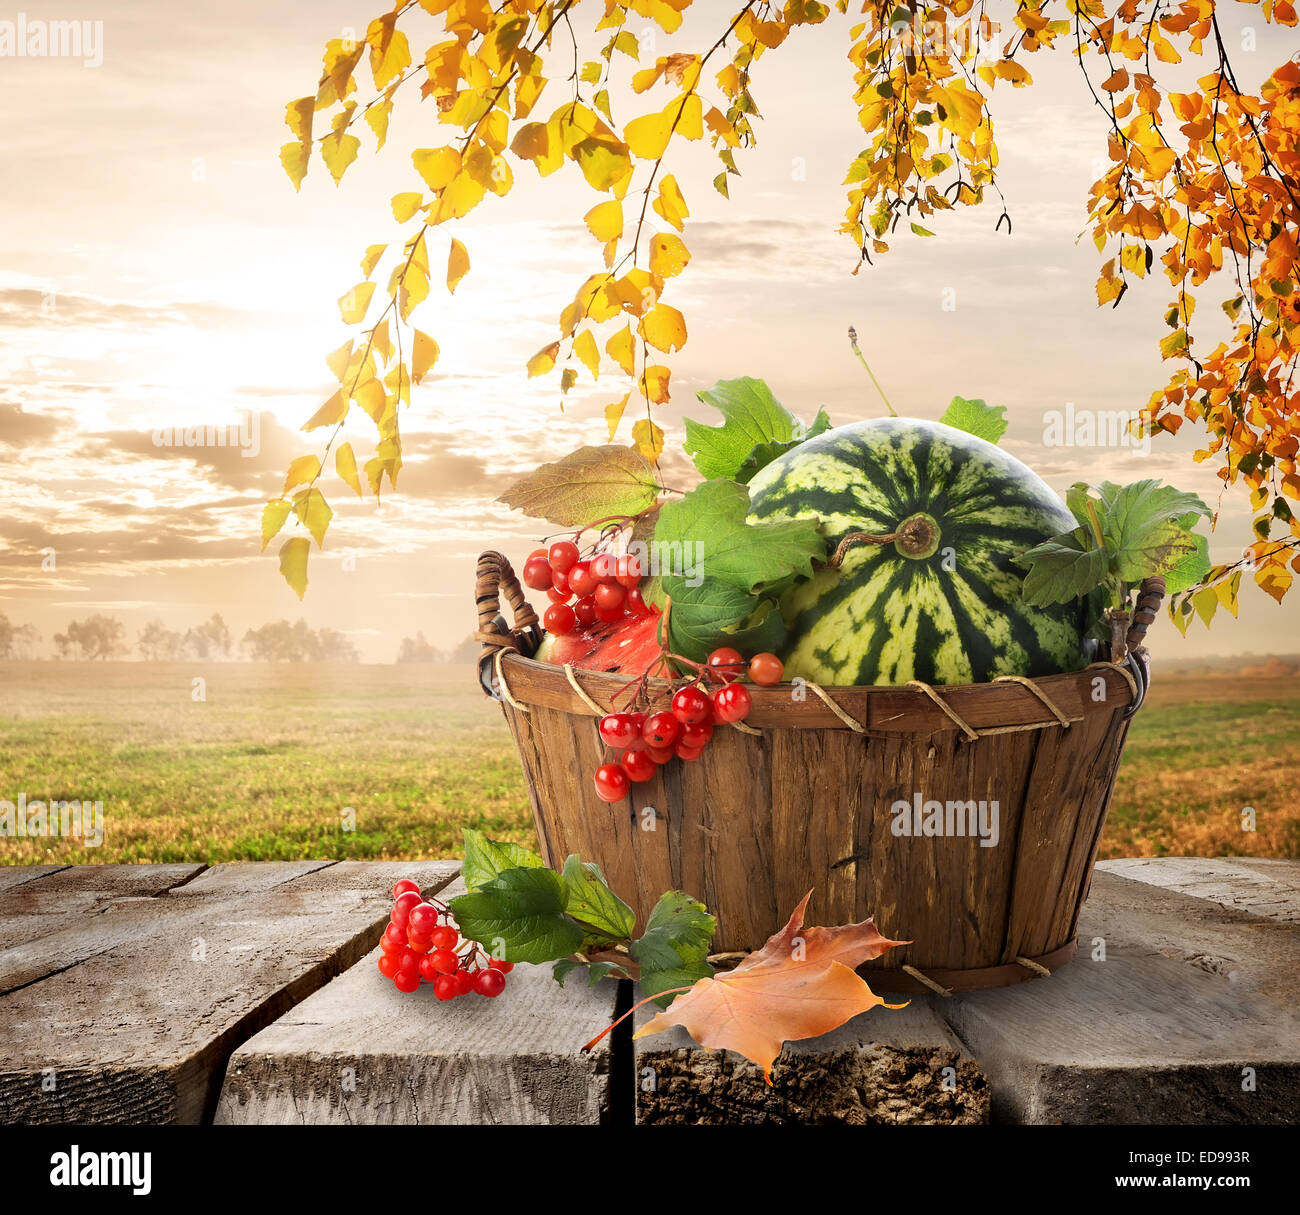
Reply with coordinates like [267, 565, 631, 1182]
[828, 513, 938, 566]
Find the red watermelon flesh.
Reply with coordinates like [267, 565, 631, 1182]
[534, 609, 667, 676]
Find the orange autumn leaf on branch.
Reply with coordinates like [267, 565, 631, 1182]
[634, 891, 908, 1083]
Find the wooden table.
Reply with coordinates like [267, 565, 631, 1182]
[1, 858, 1296, 1125]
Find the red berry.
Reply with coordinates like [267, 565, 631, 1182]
[674, 740, 704, 761]
[392, 879, 420, 899]
[408, 903, 438, 937]
[642, 711, 681, 747]
[616, 554, 642, 588]
[549, 540, 580, 572]
[394, 969, 421, 993]
[395, 950, 421, 978]
[599, 712, 639, 748]
[645, 744, 674, 764]
[429, 924, 458, 951]
[381, 923, 407, 951]
[391, 890, 422, 925]
[671, 685, 711, 725]
[544, 602, 577, 635]
[681, 720, 713, 747]
[568, 561, 597, 596]
[419, 954, 442, 982]
[528, 547, 549, 560]
[488, 958, 514, 973]
[707, 647, 745, 679]
[429, 948, 459, 975]
[574, 595, 597, 625]
[522, 556, 553, 591]
[626, 587, 648, 614]
[594, 763, 631, 803]
[712, 682, 753, 723]
[594, 602, 624, 623]
[407, 934, 433, 954]
[550, 567, 570, 595]
[474, 967, 507, 997]
[749, 652, 784, 686]
[378, 953, 400, 979]
[546, 585, 571, 604]
[594, 581, 626, 611]
[433, 973, 458, 1001]
[628, 712, 646, 735]
[452, 970, 475, 996]
[590, 553, 616, 581]
[621, 749, 658, 783]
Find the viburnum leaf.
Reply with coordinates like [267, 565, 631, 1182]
[561, 855, 636, 941]
[685, 377, 822, 480]
[1092, 480, 1210, 583]
[448, 867, 586, 965]
[634, 892, 908, 1083]
[1017, 530, 1110, 607]
[652, 479, 825, 594]
[460, 828, 545, 892]
[938, 395, 1007, 445]
[628, 891, 716, 1005]
[497, 444, 660, 527]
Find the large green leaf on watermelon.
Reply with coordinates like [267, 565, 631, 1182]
[938, 396, 1007, 445]
[684, 377, 829, 482]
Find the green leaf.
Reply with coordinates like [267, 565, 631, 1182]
[629, 891, 715, 1008]
[1093, 480, 1210, 583]
[683, 377, 802, 480]
[657, 576, 756, 661]
[448, 867, 585, 965]
[460, 828, 545, 892]
[1017, 530, 1110, 606]
[552, 958, 631, 986]
[1161, 529, 1210, 595]
[938, 396, 1007, 445]
[561, 854, 636, 941]
[496, 445, 660, 528]
[733, 408, 832, 483]
[653, 479, 826, 594]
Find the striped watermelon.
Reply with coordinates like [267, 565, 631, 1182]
[745, 418, 1089, 687]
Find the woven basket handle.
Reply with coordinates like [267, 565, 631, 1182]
[1125, 575, 1165, 653]
[475, 551, 541, 678]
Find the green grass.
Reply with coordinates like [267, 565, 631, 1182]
[0, 661, 1295, 865]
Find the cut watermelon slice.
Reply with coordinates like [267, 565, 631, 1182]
[534, 609, 667, 676]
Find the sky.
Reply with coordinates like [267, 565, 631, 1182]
[0, 0, 1297, 662]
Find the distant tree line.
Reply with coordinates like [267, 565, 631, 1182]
[394, 632, 479, 664]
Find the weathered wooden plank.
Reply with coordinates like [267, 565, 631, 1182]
[215, 881, 618, 1126]
[634, 995, 988, 1124]
[0, 861, 459, 1125]
[938, 865, 1300, 1124]
[0, 866, 70, 896]
[1098, 857, 1300, 923]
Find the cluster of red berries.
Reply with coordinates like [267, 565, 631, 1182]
[522, 540, 652, 636]
[591, 646, 784, 803]
[378, 879, 513, 999]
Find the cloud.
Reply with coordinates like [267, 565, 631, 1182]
[0, 400, 71, 447]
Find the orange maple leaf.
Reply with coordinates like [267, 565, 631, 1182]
[633, 891, 908, 1084]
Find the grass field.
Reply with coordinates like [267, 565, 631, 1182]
[0, 661, 1296, 865]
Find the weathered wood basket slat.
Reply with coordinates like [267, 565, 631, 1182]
[475, 551, 1157, 993]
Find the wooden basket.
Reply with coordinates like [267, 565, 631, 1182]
[474, 550, 1163, 994]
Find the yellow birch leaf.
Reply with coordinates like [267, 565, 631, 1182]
[371, 318, 392, 363]
[261, 499, 292, 552]
[653, 175, 689, 230]
[606, 324, 635, 376]
[302, 390, 347, 431]
[585, 200, 623, 241]
[338, 281, 376, 324]
[365, 100, 392, 149]
[279, 537, 311, 600]
[279, 142, 310, 191]
[447, 238, 470, 293]
[360, 244, 386, 279]
[353, 377, 387, 423]
[320, 132, 361, 184]
[674, 93, 703, 139]
[430, 173, 486, 223]
[574, 330, 600, 380]
[284, 97, 314, 142]
[639, 303, 687, 352]
[527, 341, 561, 377]
[649, 232, 690, 278]
[413, 331, 440, 384]
[326, 339, 354, 382]
[367, 23, 410, 89]
[632, 418, 665, 463]
[293, 487, 334, 548]
[605, 393, 630, 439]
[625, 109, 674, 160]
[336, 442, 363, 498]
[391, 192, 424, 222]
[283, 454, 322, 495]
[413, 146, 462, 191]
[561, 367, 578, 393]
[398, 266, 430, 320]
[323, 39, 363, 99]
[643, 364, 670, 403]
